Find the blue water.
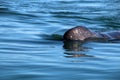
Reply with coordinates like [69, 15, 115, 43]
[0, 0, 120, 80]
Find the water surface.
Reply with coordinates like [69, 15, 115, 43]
[0, 0, 120, 80]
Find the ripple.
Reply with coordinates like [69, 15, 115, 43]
[0, 0, 120, 80]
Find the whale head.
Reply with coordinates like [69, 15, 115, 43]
[63, 26, 96, 41]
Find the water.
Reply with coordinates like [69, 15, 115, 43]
[0, 0, 120, 80]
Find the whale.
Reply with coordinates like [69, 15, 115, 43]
[63, 26, 120, 41]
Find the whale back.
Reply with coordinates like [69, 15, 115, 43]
[63, 26, 96, 41]
[100, 31, 120, 40]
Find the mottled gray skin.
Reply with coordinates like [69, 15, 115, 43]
[63, 26, 120, 41]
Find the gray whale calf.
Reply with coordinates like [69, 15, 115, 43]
[63, 26, 120, 41]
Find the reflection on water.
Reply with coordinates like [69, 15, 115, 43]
[63, 41, 94, 58]
[63, 40, 87, 51]
[64, 52, 94, 58]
